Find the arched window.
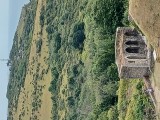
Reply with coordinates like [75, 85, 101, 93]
[125, 41, 138, 46]
[126, 47, 139, 53]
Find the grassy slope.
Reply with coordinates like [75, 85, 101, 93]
[15, 0, 52, 119]
[118, 79, 155, 120]
[45, 0, 124, 119]
[129, 0, 160, 117]
[7, 0, 52, 119]
[7, 1, 37, 119]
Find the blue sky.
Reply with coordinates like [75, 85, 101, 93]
[0, 0, 29, 119]
[0, 0, 9, 119]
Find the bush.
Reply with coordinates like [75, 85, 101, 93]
[61, 12, 69, 21]
[71, 22, 85, 49]
[36, 38, 42, 53]
[53, 32, 61, 52]
[107, 106, 118, 120]
[68, 77, 75, 85]
[72, 30, 85, 49]
[72, 22, 85, 32]
[67, 96, 75, 107]
[92, 0, 125, 34]
[51, 67, 59, 79]
[46, 25, 54, 34]
[106, 63, 119, 82]
[40, 6, 45, 28]
[48, 79, 58, 92]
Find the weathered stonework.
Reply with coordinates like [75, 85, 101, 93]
[115, 27, 151, 78]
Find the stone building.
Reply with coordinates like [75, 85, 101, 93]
[115, 27, 151, 79]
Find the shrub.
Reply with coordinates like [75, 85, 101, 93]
[46, 25, 54, 34]
[51, 67, 59, 79]
[67, 96, 75, 107]
[40, 6, 45, 28]
[71, 22, 85, 49]
[68, 77, 75, 85]
[61, 12, 69, 21]
[72, 30, 85, 49]
[36, 38, 42, 53]
[72, 22, 84, 32]
[53, 32, 61, 52]
[106, 63, 119, 82]
[92, 0, 125, 34]
[107, 106, 118, 120]
[48, 79, 58, 92]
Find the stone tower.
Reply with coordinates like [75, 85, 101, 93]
[115, 27, 151, 79]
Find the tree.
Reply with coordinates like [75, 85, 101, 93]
[36, 38, 42, 53]
[93, 0, 125, 34]
[71, 22, 85, 49]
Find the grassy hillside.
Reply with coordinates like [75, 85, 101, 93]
[7, 0, 155, 120]
[118, 79, 156, 120]
[7, 1, 37, 119]
[129, 0, 160, 116]
[45, 0, 125, 119]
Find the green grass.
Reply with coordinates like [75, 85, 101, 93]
[118, 79, 156, 120]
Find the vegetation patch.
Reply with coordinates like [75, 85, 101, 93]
[36, 38, 42, 53]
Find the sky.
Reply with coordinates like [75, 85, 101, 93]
[0, 0, 9, 119]
[0, 0, 29, 120]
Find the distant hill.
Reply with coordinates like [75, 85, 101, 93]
[8, 0, 29, 50]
